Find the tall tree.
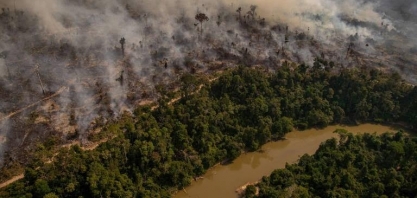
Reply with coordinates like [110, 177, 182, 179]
[236, 7, 242, 22]
[195, 13, 209, 35]
[35, 64, 46, 95]
[120, 37, 126, 57]
[249, 5, 257, 20]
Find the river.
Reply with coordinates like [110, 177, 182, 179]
[174, 123, 411, 198]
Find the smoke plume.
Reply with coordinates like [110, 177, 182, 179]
[0, 0, 415, 165]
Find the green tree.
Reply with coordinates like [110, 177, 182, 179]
[34, 179, 51, 197]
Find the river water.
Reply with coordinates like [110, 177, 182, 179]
[174, 124, 410, 198]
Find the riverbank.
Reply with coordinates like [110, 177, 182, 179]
[174, 124, 411, 198]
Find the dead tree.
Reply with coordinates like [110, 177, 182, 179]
[0, 51, 11, 80]
[249, 5, 257, 20]
[120, 37, 126, 57]
[35, 64, 46, 95]
[236, 7, 242, 22]
[346, 42, 354, 58]
[144, 14, 148, 27]
[195, 13, 209, 35]
[5, 63, 11, 80]
[164, 58, 168, 69]
[116, 70, 124, 86]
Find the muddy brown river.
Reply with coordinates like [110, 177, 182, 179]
[174, 124, 410, 198]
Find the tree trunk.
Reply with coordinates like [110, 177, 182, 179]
[6, 64, 11, 80]
[36, 67, 46, 95]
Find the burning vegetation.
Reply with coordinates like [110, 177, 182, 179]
[0, 0, 416, 180]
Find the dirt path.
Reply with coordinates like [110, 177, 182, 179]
[0, 136, 113, 189]
[0, 174, 24, 189]
[151, 76, 219, 111]
[0, 86, 68, 122]
[82, 136, 115, 151]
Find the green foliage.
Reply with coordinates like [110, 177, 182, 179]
[2, 65, 416, 197]
[255, 132, 417, 197]
[245, 185, 257, 198]
[34, 179, 51, 197]
[43, 193, 59, 198]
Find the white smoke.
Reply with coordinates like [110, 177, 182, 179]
[0, 0, 415, 165]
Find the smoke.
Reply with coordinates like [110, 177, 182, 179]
[222, 0, 392, 36]
[0, 0, 416, 164]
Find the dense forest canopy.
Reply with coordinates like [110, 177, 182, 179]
[0, 63, 416, 197]
[245, 131, 417, 198]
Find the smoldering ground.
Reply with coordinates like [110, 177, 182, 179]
[0, 0, 415, 165]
